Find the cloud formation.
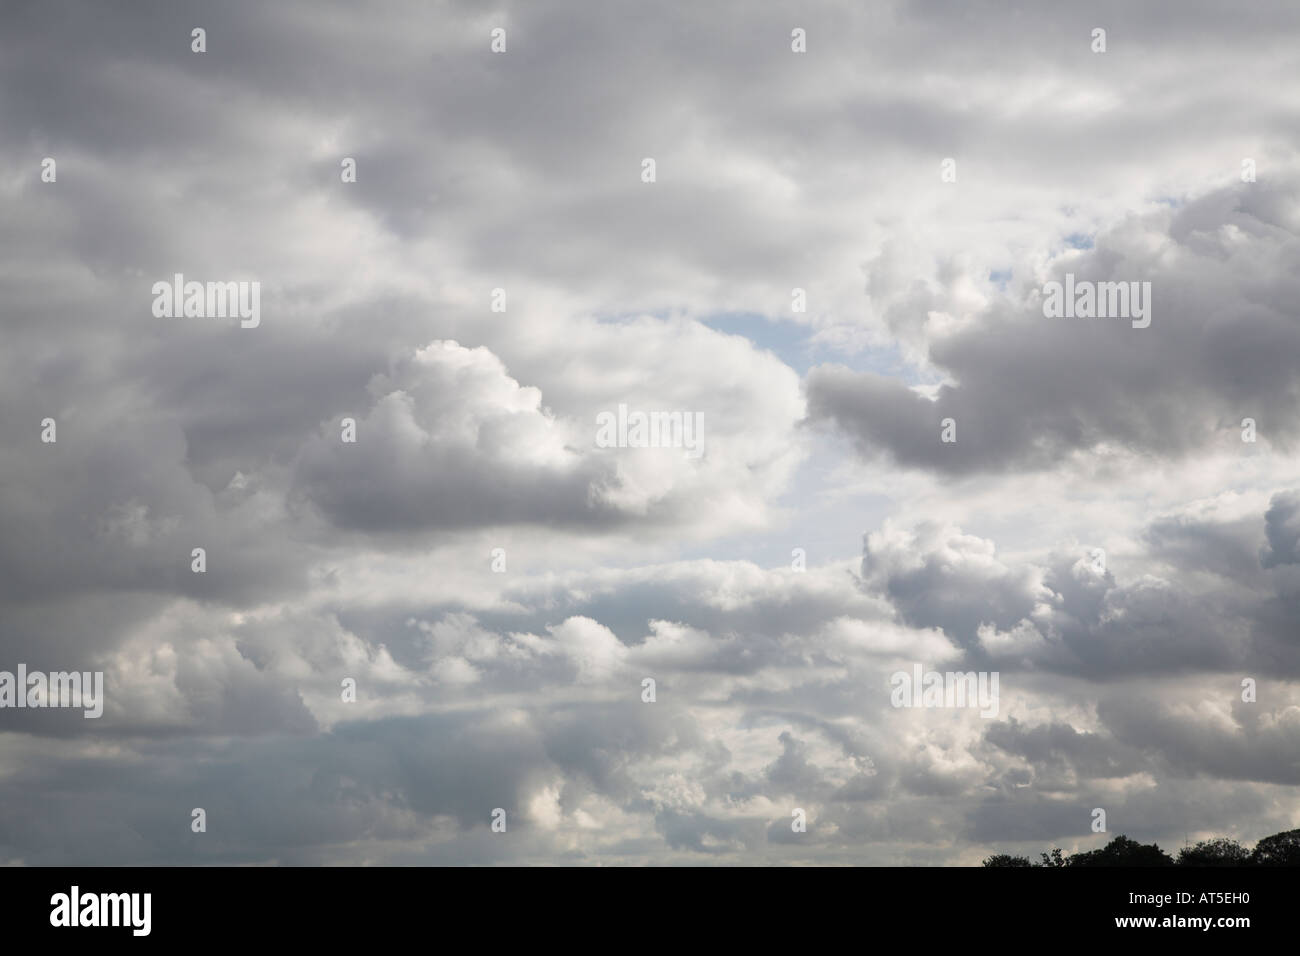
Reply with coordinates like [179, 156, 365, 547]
[1, 0, 1297, 865]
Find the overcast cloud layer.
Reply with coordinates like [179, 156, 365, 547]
[1, 0, 1298, 865]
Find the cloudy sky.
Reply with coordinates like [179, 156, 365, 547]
[2, 0, 1298, 865]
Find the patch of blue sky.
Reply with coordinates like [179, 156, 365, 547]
[700, 311, 933, 385]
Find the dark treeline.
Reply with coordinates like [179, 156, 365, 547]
[982, 829, 1300, 866]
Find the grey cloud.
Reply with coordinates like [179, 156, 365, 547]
[1262, 490, 1300, 567]
[4, 0, 1300, 867]
[808, 180, 1300, 475]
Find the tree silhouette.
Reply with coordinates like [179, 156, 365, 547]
[983, 829, 1300, 866]
[1178, 838, 1249, 867]
[1037, 847, 1066, 868]
[1249, 828, 1300, 866]
[1066, 835, 1173, 867]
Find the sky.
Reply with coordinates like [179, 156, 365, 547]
[1, 0, 1298, 865]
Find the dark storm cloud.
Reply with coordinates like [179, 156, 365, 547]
[1262, 490, 1300, 568]
[985, 717, 1144, 780]
[808, 180, 1300, 476]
